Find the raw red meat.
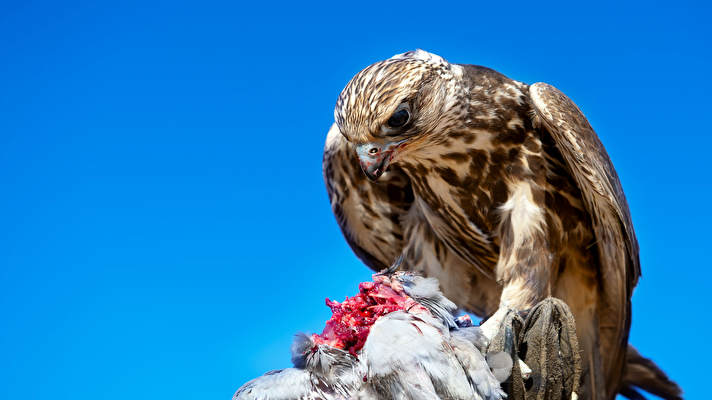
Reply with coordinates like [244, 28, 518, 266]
[312, 275, 429, 356]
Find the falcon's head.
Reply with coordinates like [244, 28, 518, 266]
[335, 50, 465, 181]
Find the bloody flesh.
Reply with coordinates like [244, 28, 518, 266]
[312, 279, 418, 355]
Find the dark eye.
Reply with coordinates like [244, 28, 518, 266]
[387, 109, 409, 128]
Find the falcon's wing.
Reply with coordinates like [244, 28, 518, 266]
[529, 83, 640, 288]
[529, 82, 640, 380]
[323, 124, 413, 271]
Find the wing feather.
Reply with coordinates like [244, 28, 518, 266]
[529, 82, 640, 387]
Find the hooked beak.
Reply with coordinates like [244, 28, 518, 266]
[356, 141, 405, 181]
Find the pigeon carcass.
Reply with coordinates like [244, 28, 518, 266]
[233, 271, 510, 400]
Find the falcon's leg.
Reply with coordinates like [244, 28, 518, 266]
[478, 181, 554, 388]
[480, 181, 552, 339]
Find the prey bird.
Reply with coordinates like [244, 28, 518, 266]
[234, 271, 509, 400]
[322, 50, 680, 400]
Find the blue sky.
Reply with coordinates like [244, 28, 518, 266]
[1, 1, 709, 399]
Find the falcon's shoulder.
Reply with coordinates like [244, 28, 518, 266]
[528, 82, 640, 294]
[323, 124, 413, 271]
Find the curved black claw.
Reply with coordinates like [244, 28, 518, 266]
[376, 254, 404, 276]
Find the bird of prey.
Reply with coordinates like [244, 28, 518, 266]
[234, 272, 509, 400]
[323, 50, 680, 400]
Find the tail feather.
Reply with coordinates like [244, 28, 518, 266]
[620, 345, 682, 400]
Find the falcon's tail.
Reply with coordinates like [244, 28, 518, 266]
[619, 345, 682, 400]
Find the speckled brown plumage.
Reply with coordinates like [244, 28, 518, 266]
[323, 50, 679, 400]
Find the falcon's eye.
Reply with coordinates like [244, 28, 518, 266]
[387, 109, 409, 128]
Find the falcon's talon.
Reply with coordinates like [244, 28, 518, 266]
[375, 254, 404, 277]
[479, 306, 534, 383]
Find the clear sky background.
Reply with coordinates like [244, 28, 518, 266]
[1, 1, 709, 399]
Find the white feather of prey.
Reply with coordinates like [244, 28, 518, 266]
[233, 273, 509, 400]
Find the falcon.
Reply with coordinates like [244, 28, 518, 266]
[323, 50, 680, 400]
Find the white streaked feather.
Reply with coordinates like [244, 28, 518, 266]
[389, 49, 448, 66]
[498, 182, 546, 242]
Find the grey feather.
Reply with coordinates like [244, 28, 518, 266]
[450, 335, 508, 400]
[233, 368, 319, 400]
[290, 333, 313, 369]
[451, 326, 490, 352]
[397, 274, 458, 329]
[485, 352, 513, 383]
[360, 311, 474, 400]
